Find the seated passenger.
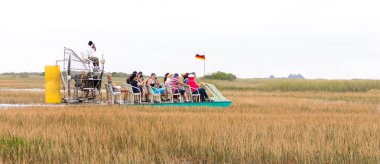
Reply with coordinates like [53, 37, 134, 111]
[163, 72, 170, 83]
[147, 73, 165, 95]
[137, 71, 144, 83]
[165, 73, 189, 102]
[187, 74, 209, 102]
[182, 73, 189, 84]
[130, 73, 147, 101]
[126, 71, 137, 84]
[137, 71, 147, 99]
[107, 74, 127, 94]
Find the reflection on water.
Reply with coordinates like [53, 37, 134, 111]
[0, 89, 106, 92]
[0, 88, 44, 92]
[0, 104, 63, 109]
[0, 103, 100, 109]
[0, 104, 38, 108]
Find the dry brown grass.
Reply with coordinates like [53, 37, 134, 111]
[0, 89, 379, 163]
[0, 91, 44, 104]
[0, 75, 380, 162]
[0, 76, 44, 89]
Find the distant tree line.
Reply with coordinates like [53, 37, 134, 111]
[110, 72, 129, 77]
[269, 74, 305, 79]
[288, 74, 305, 79]
[204, 71, 237, 81]
[1, 72, 44, 77]
[0, 71, 240, 80]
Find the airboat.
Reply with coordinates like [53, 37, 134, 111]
[54, 47, 105, 104]
[45, 47, 231, 108]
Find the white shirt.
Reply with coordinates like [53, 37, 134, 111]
[85, 45, 96, 58]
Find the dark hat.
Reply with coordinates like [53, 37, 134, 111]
[174, 73, 179, 78]
[88, 41, 93, 46]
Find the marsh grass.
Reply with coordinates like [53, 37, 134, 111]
[0, 91, 379, 163]
[0, 75, 44, 89]
[0, 135, 51, 163]
[251, 79, 380, 92]
[0, 76, 380, 162]
[2, 75, 380, 92]
[0, 91, 44, 104]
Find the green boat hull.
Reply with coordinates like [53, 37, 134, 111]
[137, 101, 232, 108]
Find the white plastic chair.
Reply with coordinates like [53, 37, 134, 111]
[184, 85, 201, 102]
[125, 84, 142, 104]
[147, 85, 162, 103]
[164, 85, 183, 103]
[105, 84, 122, 104]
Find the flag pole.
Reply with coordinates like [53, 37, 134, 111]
[203, 53, 206, 77]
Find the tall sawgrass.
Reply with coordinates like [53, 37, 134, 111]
[0, 90, 379, 163]
[0, 91, 44, 104]
[2, 75, 380, 92]
[0, 75, 44, 89]
[202, 79, 380, 92]
[253, 79, 380, 92]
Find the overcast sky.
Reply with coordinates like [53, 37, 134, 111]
[1, 0, 380, 79]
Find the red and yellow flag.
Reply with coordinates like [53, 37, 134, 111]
[195, 54, 205, 60]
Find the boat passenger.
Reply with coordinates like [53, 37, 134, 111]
[147, 73, 165, 95]
[86, 41, 100, 68]
[182, 73, 189, 84]
[187, 74, 209, 102]
[165, 73, 189, 102]
[136, 71, 146, 97]
[163, 72, 170, 83]
[137, 71, 144, 84]
[126, 71, 137, 84]
[130, 73, 147, 101]
[107, 74, 127, 94]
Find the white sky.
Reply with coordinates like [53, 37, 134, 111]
[1, 0, 380, 79]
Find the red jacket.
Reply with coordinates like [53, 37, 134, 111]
[187, 77, 199, 92]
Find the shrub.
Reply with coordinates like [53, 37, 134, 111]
[1, 72, 44, 77]
[111, 72, 128, 77]
[253, 79, 380, 92]
[204, 71, 237, 81]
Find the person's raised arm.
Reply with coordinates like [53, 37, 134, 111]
[178, 79, 186, 86]
[137, 81, 144, 86]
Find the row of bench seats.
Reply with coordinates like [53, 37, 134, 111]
[105, 83, 201, 104]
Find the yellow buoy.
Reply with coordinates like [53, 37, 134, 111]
[45, 65, 61, 103]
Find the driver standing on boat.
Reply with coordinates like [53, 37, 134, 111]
[86, 41, 100, 70]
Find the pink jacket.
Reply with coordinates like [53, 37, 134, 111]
[166, 78, 180, 92]
[187, 77, 199, 92]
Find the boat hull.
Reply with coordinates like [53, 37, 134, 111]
[137, 101, 232, 108]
